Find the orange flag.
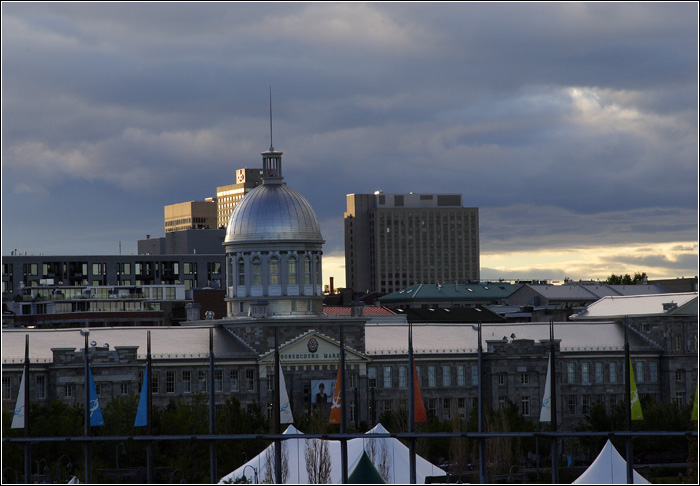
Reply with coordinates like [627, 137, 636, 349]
[328, 362, 342, 424]
[413, 362, 428, 422]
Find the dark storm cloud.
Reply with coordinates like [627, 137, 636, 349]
[2, 2, 697, 280]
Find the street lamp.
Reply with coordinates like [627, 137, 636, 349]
[242, 465, 258, 484]
[56, 455, 73, 483]
[508, 465, 519, 483]
[3, 467, 18, 484]
[35, 459, 49, 476]
[169, 468, 186, 483]
[116, 443, 126, 469]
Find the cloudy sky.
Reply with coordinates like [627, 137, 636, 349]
[2, 2, 698, 288]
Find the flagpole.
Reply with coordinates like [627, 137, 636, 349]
[274, 327, 282, 484]
[340, 325, 348, 483]
[408, 320, 417, 484]
[477, 321, 486, 484]
[146, 331, 154, 484]
[550, 318, 559, 484]
[623, 317, 633, 484]
[209, 328, 218, 483]
[23, 335, 32, 484]
[82, 330, 92, 484]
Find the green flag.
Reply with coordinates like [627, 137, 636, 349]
[629, 358, 643, 421]
[692, 381, 698, 421]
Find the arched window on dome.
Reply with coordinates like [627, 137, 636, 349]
[237, 258, 245, 286]
[315, 255, 321, 286]
[304, 256, 311, 285]
[269, 256, 280, 285]
[288, 256, 297, 285]
[252, 257, 262, 285]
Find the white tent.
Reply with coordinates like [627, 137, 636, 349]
[572, 440, 650, 484]
[218, 423, 446, 484]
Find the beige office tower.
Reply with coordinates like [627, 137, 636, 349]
[216, 168, 263, 229]
[345, 192, 479, 294]
[164, 199, 218, 233]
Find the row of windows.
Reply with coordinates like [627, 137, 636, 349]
[234, 254, 320, 287]
[367, 363, 688, 390]
[368, 364, 480, 389]
[563, 361, 679, 385]
[1, 369, 259, 400]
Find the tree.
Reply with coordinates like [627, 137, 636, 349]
[304, 438, 331, 484]
[605, 272, 647, 285]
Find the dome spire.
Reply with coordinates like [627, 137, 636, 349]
[269, 86, 274, 152]
[262, 86, 283, 183]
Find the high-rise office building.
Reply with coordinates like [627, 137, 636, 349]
[164, 199, 218, 233]
[216, 168, 263, 228]
[345, 192, 479, 294]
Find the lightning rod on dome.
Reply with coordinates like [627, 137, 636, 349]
[269, 86, 274, 151]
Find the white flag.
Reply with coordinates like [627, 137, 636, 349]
[540, 354, 552, 422]
[11, 369, 26, 429]
[279, 362, 294, 424]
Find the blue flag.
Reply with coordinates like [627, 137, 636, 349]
[88, 367, 105, 426]
[134, 364, 148, 427]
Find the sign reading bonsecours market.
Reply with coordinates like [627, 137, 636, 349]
[279, 335, 341, 362]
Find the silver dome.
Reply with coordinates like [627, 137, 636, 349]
[225, 183, 324, 244]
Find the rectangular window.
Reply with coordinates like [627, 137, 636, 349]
[498, 396, 507, 410]
[215, 370, 224, 392]
[3, 377, 12, 400]
[398, 366, 407, 388]
[151, 372, 159, 394]
[521, 396, 530, 416]
[428, 366, 436, 388]
[120, 382, 130, 395]
[609, 362, 617, 383]
[635, 362, 644, 383]
[166, 371, 175, 394]
[267, 374, 275, 392]
[443, 398, 451, 420]
[65, 383, 75, 398]
[582, 395, 591, 415]
[520, 373, 530, 385]
[230, 370, 239, 391]
[458, 397, 467, 419]
[36, 376, 46, 399]
[498, 373, 506, 386]
[383, 367, 392, 388]
[246, 369, 255, 391]
[350, 373, 358, 390]
[449, 365, 462, 387]
[568, 395, 577, 415]
[582, 363, 590, 384]
[594, 362, 604, 384]
[442, 366, 451, 387]
[675, 392, 686, 406]
[427, 398, 437, 420]
[198, 370, 207, 393]
[650, 362, 658, 382]
[182, 371, 191, 393]
[368, 367, 377, 388]
[471, 365, 479, 386]
[567, 363, 576, 383]
[675, 369, 685, 382]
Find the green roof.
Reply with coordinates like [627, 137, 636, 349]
[396, 306, 504, 323]
[348, 450, 386, 484]
[379, 282, 521, 303]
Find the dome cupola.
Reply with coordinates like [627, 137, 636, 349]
[224, 141, 325, 318]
